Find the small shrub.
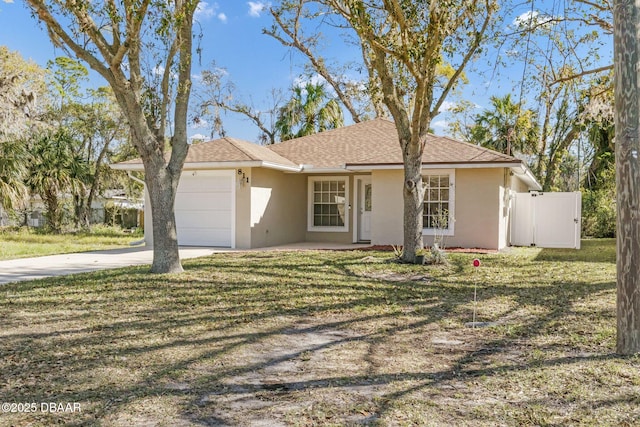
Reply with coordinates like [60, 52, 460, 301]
[582, 188, 615, 238]
[391, 244, 403, 259]
[426, 243, 448, 265]
[85, 224, 140, 237]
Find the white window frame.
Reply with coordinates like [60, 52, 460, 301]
[422, 169, 455, 236]
[308, 176, 350, 232]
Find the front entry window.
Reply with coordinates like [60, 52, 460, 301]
[364, 183, 372, 212]
[423, 171, 455, 235]
[308, 177, 349, 231]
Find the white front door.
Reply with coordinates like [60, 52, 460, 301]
[358, 177, 372, 241]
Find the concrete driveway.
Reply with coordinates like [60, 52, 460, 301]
[0, 242, 373, 285]
[0, 246, 228, 285]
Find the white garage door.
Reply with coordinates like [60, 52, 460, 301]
[175, 170, 234, 247]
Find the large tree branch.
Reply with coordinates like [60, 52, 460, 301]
[106, 0, 121, 50]
[227, 104, 276, 144]
[26, 1, 113, 83]
[371, 46, 411, 148]
[160, 37, 180, 139]
[431, 0, 493, 118]
[112, 0, 151, 71]
[576, 0, 611, 12]
[67, 0, 116, 62]
[266, 3, 363, 122]
[168, 0, 196, 176]
[360, 42, 387, 117]
[552, 64, 614, 85]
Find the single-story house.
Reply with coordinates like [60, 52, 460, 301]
[112, 118, 544, 250]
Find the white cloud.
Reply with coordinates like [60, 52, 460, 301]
[439, 100, 481, 113]
[192, 118, 209, 129]
[189, 133, 208, 142]
[293, 74, 327, 88]
[217, 12, 227, 23]
[248, 1, 267, 17]
[512, 10, 555, 30]
[431, 120, 448, 132]
[211, 67, 229, 77]
[153, 65, 165, 76]
[440, 101, 456, 112]
[513, 10, 539, 27]
[195, 2, 218, 20]
[2, 0, 14, 3]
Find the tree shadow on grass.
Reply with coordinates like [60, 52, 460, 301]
[533, 238, 615, 263]
[0, 248, 629, 426]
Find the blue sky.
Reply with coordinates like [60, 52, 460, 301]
[0, 1, 612, 144]
[0, 1, 300, 142]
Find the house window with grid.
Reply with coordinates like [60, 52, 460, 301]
[423, 171, 455, 235]
[308, 177, 349, 231]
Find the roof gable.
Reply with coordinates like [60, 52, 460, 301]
[269, 118, 522, 168]
[178, 137, 298, 167]
[113, 136, 298, 170]
[268, 119, 399, 168]
[113, 118, 526, 173]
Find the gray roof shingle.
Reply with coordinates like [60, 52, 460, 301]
[269, 118, 520, 168]
[114, 118, 522, 170]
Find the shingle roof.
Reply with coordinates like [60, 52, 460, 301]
[113, 118, 522, 170]
[269, 118, 520, 168]
[196, 137, 297, 167]
[115, 137, 298, 168]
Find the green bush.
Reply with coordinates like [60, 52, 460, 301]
[582, 188, 616, 238]
[83, 224, 142, 237]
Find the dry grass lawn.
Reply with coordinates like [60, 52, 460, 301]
[0, 227, 141, 260]
[1, 239, 638, 426]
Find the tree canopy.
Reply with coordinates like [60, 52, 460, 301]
[266, 0, 496, 262]
[26, 0, 199, 273]
[275, 82, 343, 141]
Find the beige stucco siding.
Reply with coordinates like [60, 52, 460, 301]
[144, 186, 153, 246]
[371, 168, 506, 250]
[498, 184, 508, 249]
[510, 172, 531, 193]
[250, 168, 306, 248]
[438, 168, 503, 249]
[371, 170, 404, 246]
[235, 168, 252, 249]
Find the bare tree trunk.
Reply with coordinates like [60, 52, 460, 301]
[614, 0, 640, 354]
[542, 125, 580, 191]
[401, 140, 425, 263]
[43, 188, 62, 234]
[80, 140, 112, 229]
[145, 158, 183, 274]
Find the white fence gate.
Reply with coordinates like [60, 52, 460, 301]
[511, 192, 582, 249]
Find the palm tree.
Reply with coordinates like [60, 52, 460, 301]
[0, 48, 46, 213]
[0, 139, 28, 210]
[470, 94, 538, 156]
[26, 129, 88, 233]
[275, 82, 343, 141]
